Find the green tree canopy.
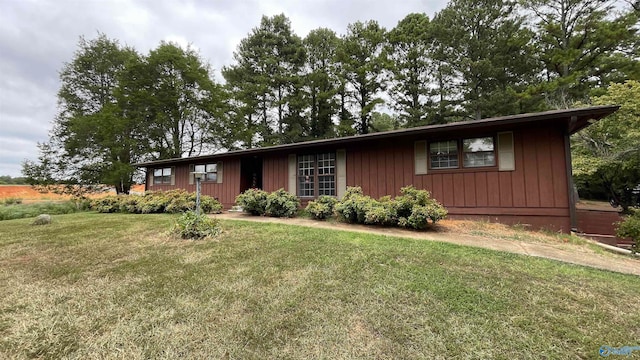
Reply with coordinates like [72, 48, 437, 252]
[520, 0, 639, 105]
[23, 34, 143, 194]
[336, 20, 388, 134]
[572, 80, 640, 210]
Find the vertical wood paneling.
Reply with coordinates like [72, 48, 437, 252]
[551, 135, 569, 208]
[499, 172, 513, 207]
[403, 144, 413, 189]
[369, 149, 379, 198]
[511, 131, 527, 207]
[414, 172, 423, 191]
[442, 174, 454, 206]
[346, 151, 355, 187]
[280, 156, 287, 189]
[522, 130, 540, 207]
[486, 172, 501, 207]
[432, 174, 444, 203]
[354, 151, 362, 188]
[475, 172, 488, 207]
[362, 151, 370, 194]
[464, 173, 476, 207]
[377, 148, 387, 197]
[453, 173, 465, 207]
[394, 148, 404, 195]
[536, 129, 555, 207]
[386, 149, 395, 194]
[422, 174, 432, 195]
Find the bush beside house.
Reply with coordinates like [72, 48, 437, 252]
[617, 209, 640, 253]
[91, 190, 223, 214]
[334, 186, 447, 230]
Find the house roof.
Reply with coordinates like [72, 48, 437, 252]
[134, 105, 618, 167]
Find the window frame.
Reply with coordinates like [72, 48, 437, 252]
[429, 140, 459, 170]
[427, 136, 497, 171]
[194, 163, 218, 182]
[297, 152, 336, 198]
[153, 167, 172, 185]
[462, 137, 496, 168]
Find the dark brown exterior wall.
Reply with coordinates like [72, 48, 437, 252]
[146, 122, 572, 232]
[147, 159, 241, 208]
[262, 154, 290, 193]
[342, 124, 571, 232]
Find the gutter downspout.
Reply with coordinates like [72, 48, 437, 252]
[565, 116, 578, 232]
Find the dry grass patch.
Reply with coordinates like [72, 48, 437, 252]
[0, 213, 638, 359]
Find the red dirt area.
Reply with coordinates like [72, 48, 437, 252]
[0, 184, 146, 202]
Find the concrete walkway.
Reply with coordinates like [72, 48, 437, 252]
[214, 212, 640, 276]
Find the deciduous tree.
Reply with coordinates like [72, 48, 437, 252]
[572, 80, 640, 211]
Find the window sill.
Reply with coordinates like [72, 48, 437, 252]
[425, 166, 501, 175]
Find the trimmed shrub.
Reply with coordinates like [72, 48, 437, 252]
[90, 190, 222, 214]
[91, 196, 123, 213]
[616, 209, 640, 253]
[266, 188, 300, 218]
[334, 186, 366, 223]
[172, 211, 221, 239]
[334, 185, 448, 229]
[306, 195, 338, 220]
[364, 200, 397, 226]
[235, 188, 268, 216]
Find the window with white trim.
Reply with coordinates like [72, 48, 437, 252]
[430, 140, 458, 169]
[194, 163, 218, 182]
[153, 168, 172, 184]
[298, 153, 335, 197]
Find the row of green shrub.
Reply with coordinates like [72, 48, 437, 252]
[0, 201, 82, 221]
[235, 185, 448, 229]
[235, 188, 300, 217]
[307, 186, 448, 230]
[617, 209, 640, 253]
[90, 189, 222, 214]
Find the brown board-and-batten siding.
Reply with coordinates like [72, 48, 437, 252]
[262, 154, 289, 193]
[147, 159, 241, 208]
[343, 124, 571, 231]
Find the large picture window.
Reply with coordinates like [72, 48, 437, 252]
[194, 163, 218, 182]
[153, 168, 172, 184]
[298, 153, 335, 197]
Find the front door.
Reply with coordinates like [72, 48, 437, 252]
[240, 157, 263, 192]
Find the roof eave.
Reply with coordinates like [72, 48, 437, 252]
[133, 105, 619, 167]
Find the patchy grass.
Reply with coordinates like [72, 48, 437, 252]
[437, 219, 608, 251]
[0, 201, 85, 221]
[0, 213, 639, 359]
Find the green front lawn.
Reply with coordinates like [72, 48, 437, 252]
[0, 213, 638, 359]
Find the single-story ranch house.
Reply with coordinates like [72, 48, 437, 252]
[135, 105, 618, 232]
